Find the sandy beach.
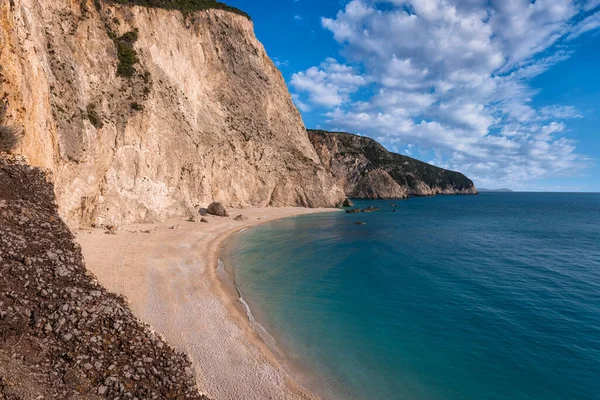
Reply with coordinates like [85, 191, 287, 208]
[76, 207, 339, 400]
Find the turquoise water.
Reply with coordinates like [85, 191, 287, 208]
[222, 193, 600, 400]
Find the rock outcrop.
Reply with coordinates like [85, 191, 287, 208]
[0, 0, 343, 228]
[0, 155, 206, 399]
[207, 201, 228, 217]
[308, 130, 478, 199]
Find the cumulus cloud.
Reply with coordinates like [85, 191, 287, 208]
[291, 0, 598, 187]
[291, 58, 365, 107]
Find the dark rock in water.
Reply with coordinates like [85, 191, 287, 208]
[200, 218, 209, 223]
[198, 208, 208, 216]
[343, 198, 355, 207]
[393, 209, 397, 212]
[355, 221, 366, 225]
[346, 207, 380, 214]
[234, 215, 248, 222]
[207, 202, 229, 217]
[362, 207, 379, 213]
[389, 203, 397, 207]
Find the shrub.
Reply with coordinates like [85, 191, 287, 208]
[0, 104, 22, 153]
[131, 102, 144, 111]
[114, 29, 139, 78]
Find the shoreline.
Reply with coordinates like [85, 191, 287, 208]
[77, 207, 340, 400]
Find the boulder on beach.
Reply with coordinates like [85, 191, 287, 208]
[207, 202, 229, 217]
[234, 214, 248, 222]
[198, 208, 208, 216]
[188, 216, 199, 222]
[200, 218, 209, 223]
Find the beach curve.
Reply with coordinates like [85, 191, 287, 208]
[76, 207, 340, 400]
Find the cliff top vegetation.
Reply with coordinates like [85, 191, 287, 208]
[107, 0, 251, 20]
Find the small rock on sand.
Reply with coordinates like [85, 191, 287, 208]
[170, 224, 181, 230]
[200, 218, 209, 223]
[233, 215, 248, 222]
[105, 225, 119, 235]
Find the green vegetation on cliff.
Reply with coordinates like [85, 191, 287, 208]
[114, 29, 139, 77]
[107, 0, 251, 19]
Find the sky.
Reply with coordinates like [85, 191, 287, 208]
[226, 0, 600, 192]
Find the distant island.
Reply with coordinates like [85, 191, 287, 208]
[478, 188, 514, 192]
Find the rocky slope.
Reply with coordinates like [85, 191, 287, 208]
[0, 0, 343, 228]
[0, 155, 207, 399]
[308, 130, 478, 199]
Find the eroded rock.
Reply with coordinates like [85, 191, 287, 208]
[207, 202, 229, 217]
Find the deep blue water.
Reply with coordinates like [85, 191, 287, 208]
[222, 193, 600, 400]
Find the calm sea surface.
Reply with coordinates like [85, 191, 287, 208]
[221, 193, 600, 400]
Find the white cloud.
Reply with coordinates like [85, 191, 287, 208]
[292, 94, 311, 112]
[291, 0, 598, 187]
[584, 0, 600, 11]
[568, 11, 600, 39]
[273, 58, 290, 68]
[290, 58, 365, 107]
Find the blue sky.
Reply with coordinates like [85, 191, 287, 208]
[227, 0, 600, 192]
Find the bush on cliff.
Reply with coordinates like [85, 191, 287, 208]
[115, 29, 139, 78]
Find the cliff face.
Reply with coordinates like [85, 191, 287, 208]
[0, 0, 343, 228]
[308, 130, 478, 199]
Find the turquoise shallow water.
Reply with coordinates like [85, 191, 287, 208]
[222, 193, 600, 400]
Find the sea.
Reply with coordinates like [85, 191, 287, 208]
[221, 193, 600, 400]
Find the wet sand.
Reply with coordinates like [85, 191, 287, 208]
[76, 207, 339, 400]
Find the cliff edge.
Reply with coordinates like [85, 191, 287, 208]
[308, 129, 478, 199]
[0, 0, 343, 228]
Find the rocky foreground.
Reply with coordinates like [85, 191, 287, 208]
[0, 155, 207, 399]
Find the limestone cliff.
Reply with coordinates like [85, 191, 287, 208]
[0, 0, 344, 228]
[308, 130, 478, 199]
